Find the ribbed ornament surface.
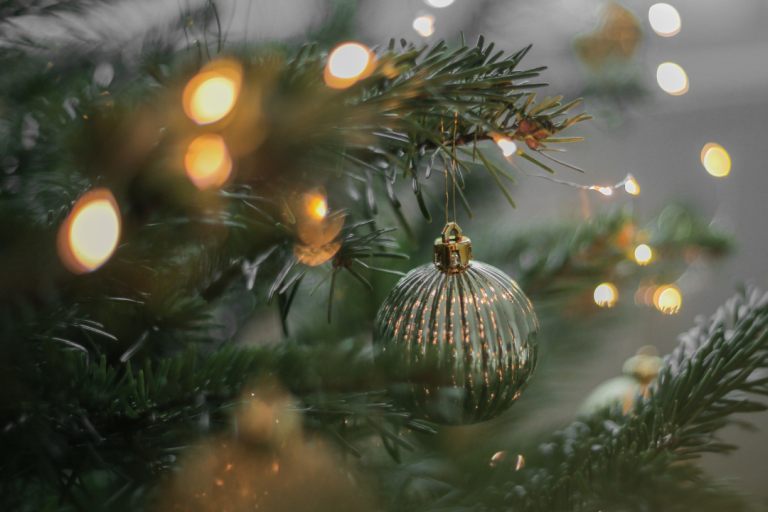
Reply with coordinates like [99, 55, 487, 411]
[373, 262, 539, 425]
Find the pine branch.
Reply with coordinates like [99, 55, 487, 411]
[445, 286, 768, 512]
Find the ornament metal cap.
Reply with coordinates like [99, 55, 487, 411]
[434, 222, 473, 273]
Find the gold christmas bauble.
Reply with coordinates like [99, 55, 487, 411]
[373, 223, 539, 425]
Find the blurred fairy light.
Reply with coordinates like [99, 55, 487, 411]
[594, 283, 618, 307]
[656, 63, 688, 95]
[57, 188, 120, 274]
[325, 43, 374, 89]
[426, 0, 454, 7]
[184, 134, 233, 189]
[307, 194, 328, 220]
[594, 186, 613, 196]
[496, 138, 517, 157]
[515, 455, 525, 470]
[654, 285, 681, 314]
[701, 143, 731, 177]
[182, 60, 242, 125]
[624, 175, 640, 195]
[648, 3, 681, 37]
[413, 15, 435, 37]
[634, 244, 652, 265]
[490, 451, 506, 467]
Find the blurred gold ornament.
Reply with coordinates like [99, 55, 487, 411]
[294, 240, 343, 267]
[156, 386, 373, 512]
[57, 188, 121, 274]
[580, 346, 664, 414]
[373, 223, 539, 425]
[648, 3, 681, 37]
[413, 15, 435, 37]
[634, 244, 652, 265]
[654, 285, 681, 314]
[324, 43, 375, 89]
[573, 1, 643, 70]
[656, 62, 688, 95]
[182, 59, 243, 125]
[184, 134, 233, 189]
[284, 189, 345, 249]
[594, 282, 618, 307]
[701, 143, 731, 177]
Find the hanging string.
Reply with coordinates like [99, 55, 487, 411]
[452, 111, 458, 223]
[442, 116, 449, 226]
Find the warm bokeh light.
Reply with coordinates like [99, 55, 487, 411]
[308, 195, 328, 220]
[413, 15, 435, 37]
[595, 186, 614, 196]
[496, 138, 517, 157]
[184, 134, 233, 189]
[624, 176, 640, 195]
[594, 283, 618, 307]
[634, 244, 652, 265]
[324, 43, 374, 89]
[515, 455, 525, 471]
[656, 63, 688, 95]
[654, 285, 681, 314]
[701, 143, 731, 177]
[182, 60, 242, 125]
[648, 3, 681, 36]
[57, 188, 120, 274]
[426, 0, 454, 7]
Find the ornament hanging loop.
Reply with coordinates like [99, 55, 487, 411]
[434, 222, 473, 273]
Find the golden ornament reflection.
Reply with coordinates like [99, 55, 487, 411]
[57, 188, 121, 274]
[184, 134, 233, 189]
[182, 59, 242, 125]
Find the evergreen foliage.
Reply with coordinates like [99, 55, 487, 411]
[0, 8, 762, 511]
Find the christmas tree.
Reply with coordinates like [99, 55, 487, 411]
[1, 2, 764, 511]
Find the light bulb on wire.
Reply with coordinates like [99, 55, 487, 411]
[324, 42, 374, 89]
[594, 283, 618, 307]
[624, 175, 640, 195]
[57, 188, 121, 274]
[426, 0, 454, 7]
[496, 138, 517, 157]
[413, 15, 435, 37]
[182, 59, 243, 125]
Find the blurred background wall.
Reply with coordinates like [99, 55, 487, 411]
[8, 0, 767, 503]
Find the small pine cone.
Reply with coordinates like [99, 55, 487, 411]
[525, 138, 540, 150]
